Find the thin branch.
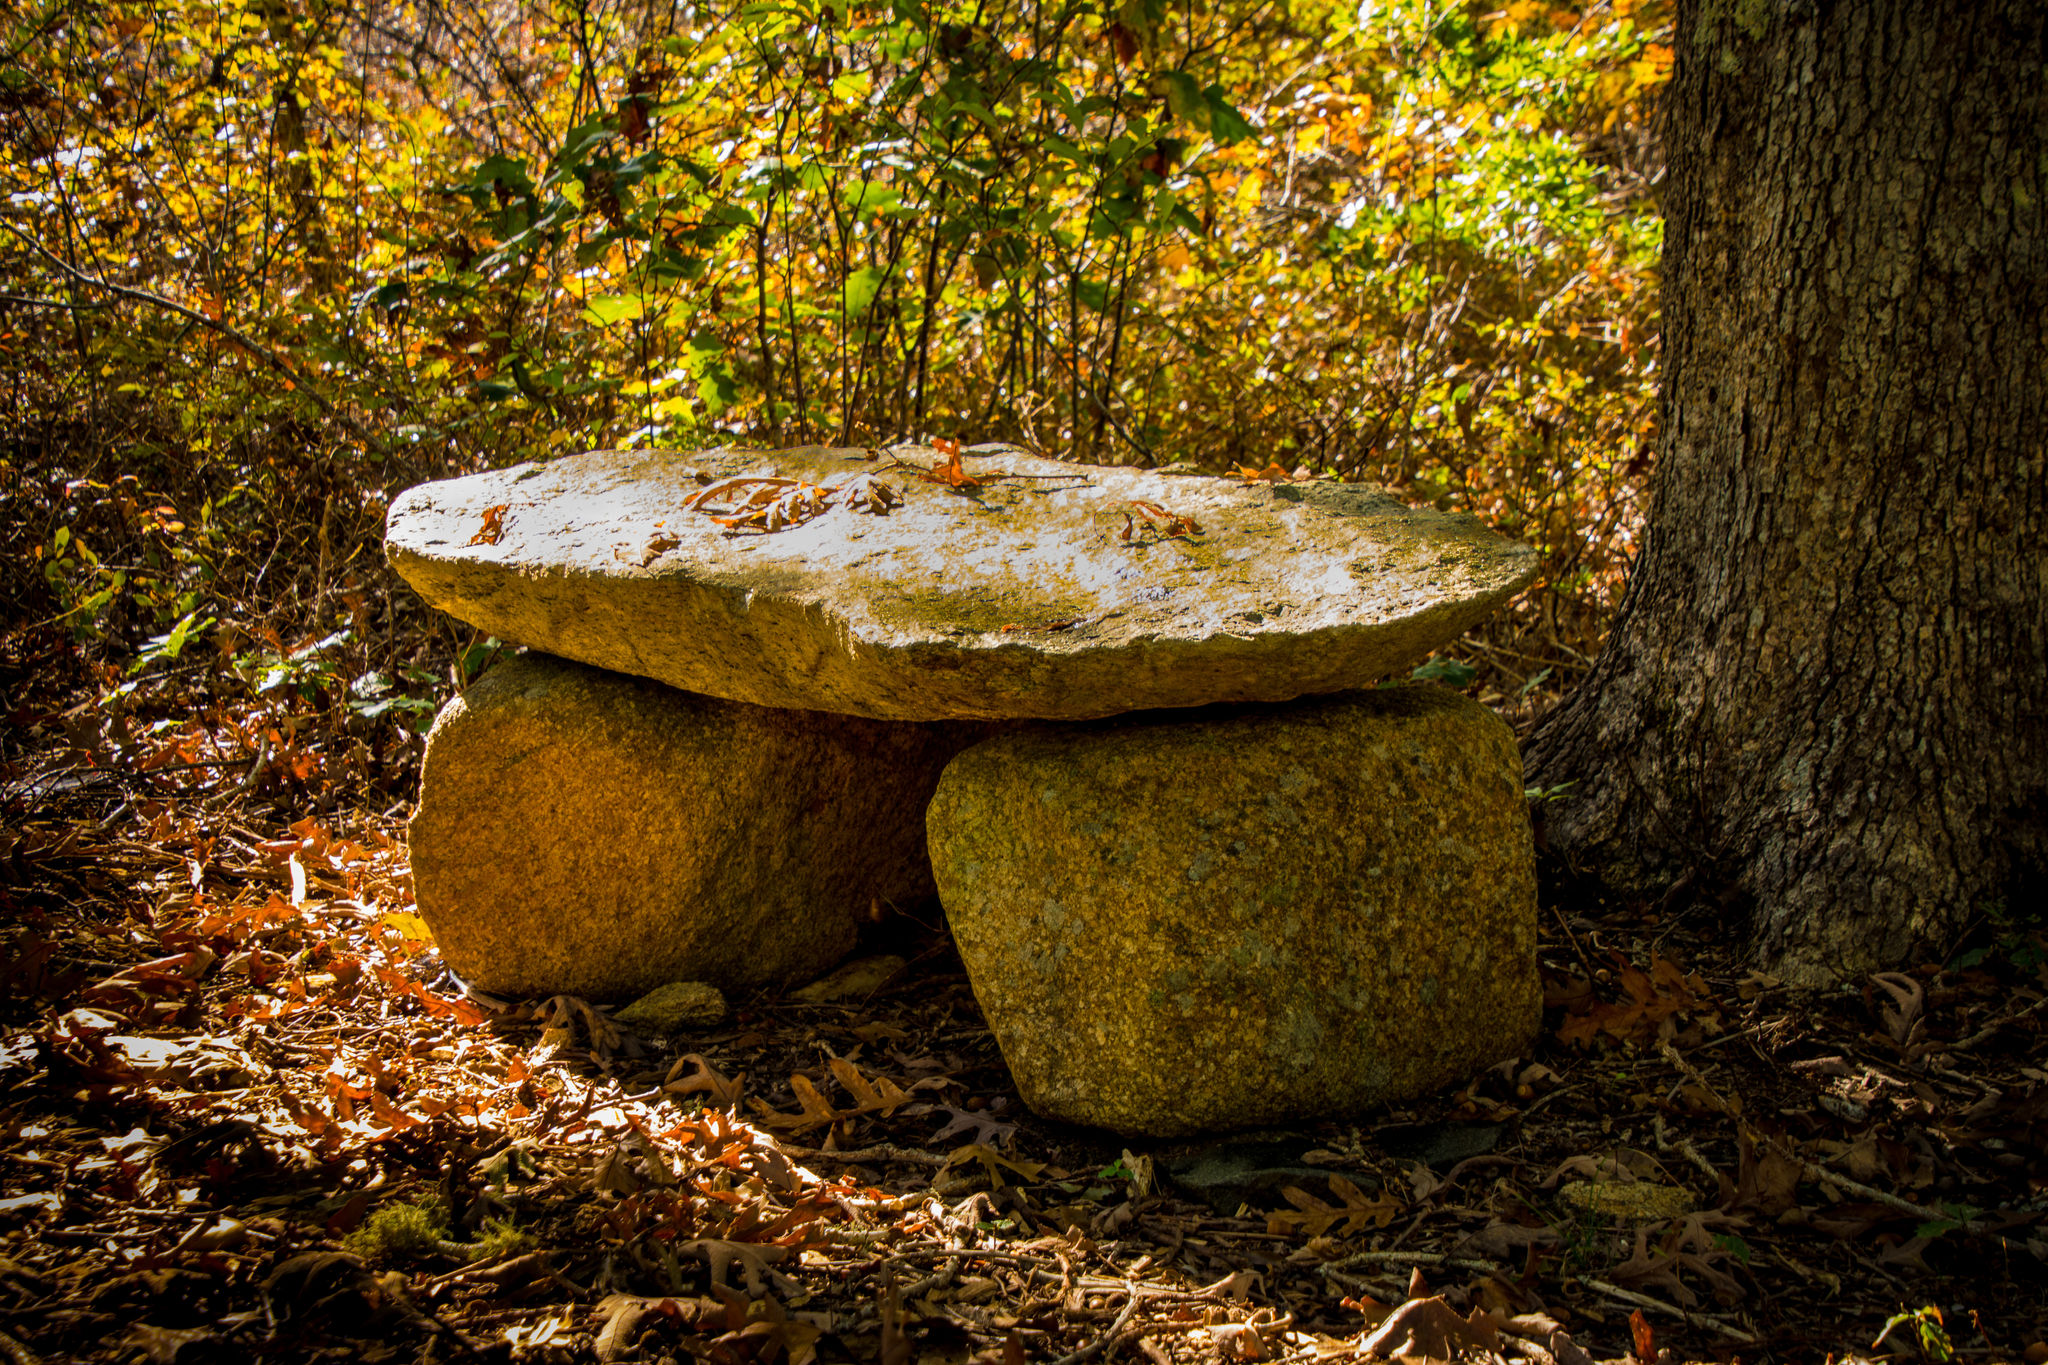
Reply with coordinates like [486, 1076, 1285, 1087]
[0, 291, 116, 310]
[0, 224, 379, 448]
[1580, 1278, 1757, 1343]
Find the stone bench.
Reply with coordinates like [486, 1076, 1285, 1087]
[389, 445, 1543, 1136]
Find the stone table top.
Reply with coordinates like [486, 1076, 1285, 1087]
[384, 445, 1538, 721]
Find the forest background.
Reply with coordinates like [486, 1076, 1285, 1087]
[2, 0, 1667, 713]
[20, 2, 2043, 1363]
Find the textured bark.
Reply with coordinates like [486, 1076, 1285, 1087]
[1525, 0, 2047, 983]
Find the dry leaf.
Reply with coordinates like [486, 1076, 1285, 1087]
[466, 503, 509, 545]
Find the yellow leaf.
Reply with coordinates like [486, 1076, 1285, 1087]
[378, 911, 435, 944]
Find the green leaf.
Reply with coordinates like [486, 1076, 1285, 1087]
[582, 294, 646, 325]
[1411, 657, 1478, 688]
[843, 266, 888, 317]
[1153, 72, 1207, 130]
[1202, 85, 1256, 144]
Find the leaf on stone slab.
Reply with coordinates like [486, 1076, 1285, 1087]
[918, 436, 980, 490]
[842, 473, 901, 515]
[466, 503, 510, 546]
[1121, 498, 1203, 541]
[625, 532, 680, 567]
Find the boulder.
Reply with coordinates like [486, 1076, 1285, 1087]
[925, 686, 1540, 1137]
[410, 653, 978, 1001]
[385, 445, 1537, 721]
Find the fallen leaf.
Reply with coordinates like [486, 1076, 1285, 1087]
[466, 503, 510, 545]
[1358, 1296, 1498, 1360]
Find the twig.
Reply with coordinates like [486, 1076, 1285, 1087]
[1051, 1280, 1141, 1365]
[1322, 1265, 1404, 1298]
[778, 1141, 948, 1166]
[1579, 1277, 1757, 1344]
[1794, 1161, 1982, 1230]
[1320, 1250, 1502, 1276]
[1, 225, 378, 447]
[1947, 994, 2048, 1053]
[0, 1327, 45, 1365]
[1550, 904, 1596, 977]
[1659, 1041, 2002, 1233]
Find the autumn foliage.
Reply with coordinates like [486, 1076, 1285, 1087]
[6, 0, 1667, 710]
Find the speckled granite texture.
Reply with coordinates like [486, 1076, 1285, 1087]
[927, 686, 1540, 1136]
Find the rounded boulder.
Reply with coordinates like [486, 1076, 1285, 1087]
[926, 686, 1540, 1137]
[411, 653, 976, 1000]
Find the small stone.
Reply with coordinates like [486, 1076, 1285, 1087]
[790, 954, 908, 1004]
[385, 446, 1538, 721]
[1160, 1138, 1350, 1214]
[410, 653, 978, 1001]
[614, 981, 728, 1034]
[926, 686, 1541, 1137]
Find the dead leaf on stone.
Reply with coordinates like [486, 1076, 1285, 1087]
[917, 436, 980, 490]
[621, 532, 680, 567]
[842, 472, 901, 514]
[1119, 498, 1203, 543]
[466, 503, 510, 545]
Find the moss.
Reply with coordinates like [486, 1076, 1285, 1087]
[471, 1218, 535, 1260]
[342, 1196, 532, 1263]
[343, 1197, 451, 1261]
[1733, 0, 1772, 40]
[870, 584, 1097, 635]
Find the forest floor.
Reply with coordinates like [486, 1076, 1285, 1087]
[3, 621, 2045, 1365]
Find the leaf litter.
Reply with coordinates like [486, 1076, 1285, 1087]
[3, 628, 2047, 1364]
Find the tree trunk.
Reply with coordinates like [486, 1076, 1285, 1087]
[1524, 0, 2047, 984]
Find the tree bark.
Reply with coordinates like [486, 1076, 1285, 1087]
[1524, 0, 2047, 983]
